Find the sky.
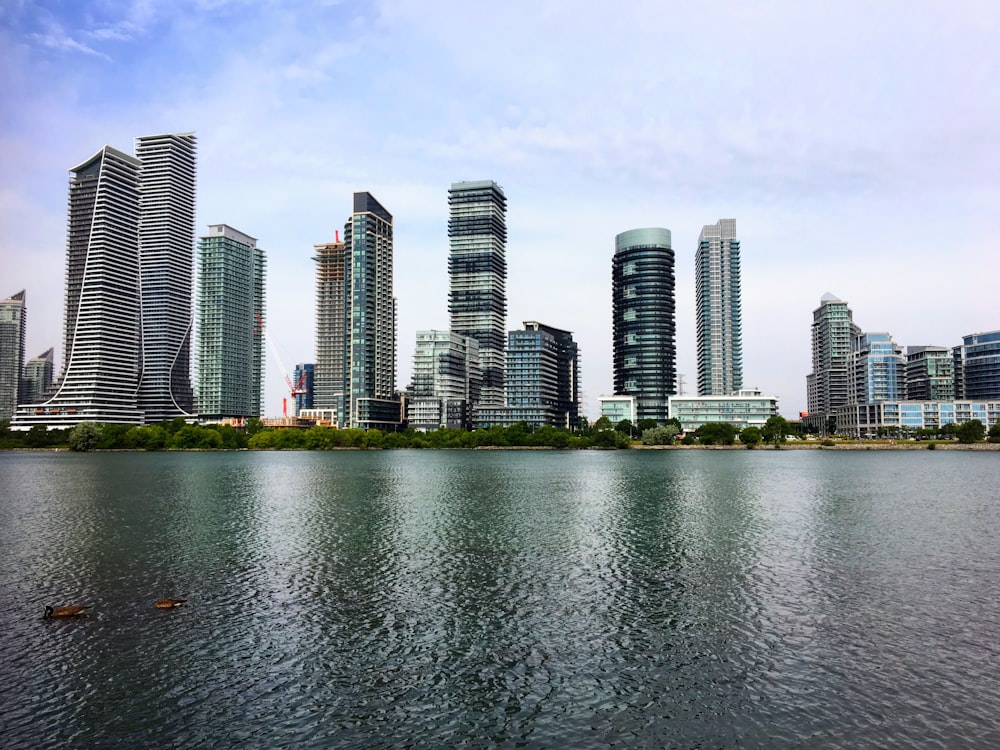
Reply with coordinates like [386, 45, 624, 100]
[2, 0, 998, 420]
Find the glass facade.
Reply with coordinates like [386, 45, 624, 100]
[668, 390, 778, 432]
[612, 228, 675, 424]
[851, 332, 904, 403]
[195, 224, 265, 421]
[408, 330, 481, 431]
[448, 181, 507, 410]
[905, 346, 953, 401]
[953, 330, 1000, 400]
[695, 219, 742, 396]
[0, 290, 26, 421]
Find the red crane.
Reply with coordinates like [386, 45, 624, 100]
[255, 313, 306, 416]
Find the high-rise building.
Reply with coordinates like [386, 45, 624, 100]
[850, 332, 904, 404]
[195, 224, 265, 422]
[905, 346, 954, 401]
[612, 228, 676, 424]
[12, 146, 144, 429]
[448, 181, 507, 411]
[695, 218, 742, 396]
[21, 348, 55, 405]
[293, 363, 315, 416]
[505, 321, 581, 429]
[953, 330, 1000, 400]
[805, 293, 860, 432]
[407, 330, 481, 431]
[0, 290, 26, 421]
[343, 192, 401, 430]
[312, 236, 348, 421]
[134, 133, 197, 422]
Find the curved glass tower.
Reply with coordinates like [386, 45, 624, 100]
[612, 228, 675, 424]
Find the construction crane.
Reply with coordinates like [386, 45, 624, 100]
[255, 313, 306, 416]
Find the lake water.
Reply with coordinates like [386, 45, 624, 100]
[1, 449, 999, 748]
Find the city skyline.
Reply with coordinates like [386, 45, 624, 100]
[2, 2, 998, 420]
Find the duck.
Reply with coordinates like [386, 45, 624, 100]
[44, 604, 91, 618]
[154, 598, 187, 609]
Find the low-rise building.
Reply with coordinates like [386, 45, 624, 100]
[668, 389, 779, 432]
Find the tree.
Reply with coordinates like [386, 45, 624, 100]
[637, 418, 658, 433]
[615, 419, 635, 438]
[695, 422, 737, 445]
[68, 422, 102, 451]
[989, 420, 1000, 443]
[593, 416, 613, 431]
[762, 415, 790, 446]
[739, 426, 762, 448]
[23, 424, 52, 448]
[955, 419, 985, 444]
[641, 425, 678, 445]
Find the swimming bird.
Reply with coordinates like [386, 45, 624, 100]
[154, 598, 187, 609]
[44, 604, 91, 618]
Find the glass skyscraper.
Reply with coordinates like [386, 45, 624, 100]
[448, 180, 507, 411]
[850, 332, 904, 404]
[612, 228, 676, 424]
[195, 224, 265, 421]
[135, 133, 197, 422]
[0, 290, 26, 421]
[343, 192, 401, 430]
[695, 218, 742, 396]
[312, 236, 347, 420]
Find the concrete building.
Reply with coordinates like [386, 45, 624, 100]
[312, 236, 347, 421]
[953, 330, 1000, 400]
[0, 290, 26, 421]
[135, 133, 197, 422]
[805, 293, 861, 433]
[407, 330, 481, 431]
[905, 346, 954, 401]
[448, 181, 508, 413]
[612, 228, 676, 424]
[695, 219, 742, 396]
[668, 389, 779, 432]
[195, 224, 265, 422]
[12, 146, 144, 429]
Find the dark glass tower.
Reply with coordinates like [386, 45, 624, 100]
[448, 180, 507, 409]
[612, 228, 675, 424]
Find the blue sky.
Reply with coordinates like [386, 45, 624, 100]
[2, 0, 998, 419]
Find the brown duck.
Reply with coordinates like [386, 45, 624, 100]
[44, 604, 91, 618]
[154, 598, 187, 609]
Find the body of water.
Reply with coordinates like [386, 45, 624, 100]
[1, 449, 999, 748]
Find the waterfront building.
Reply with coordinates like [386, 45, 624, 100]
[695, 219, 742, 396]
[21, 348, 54, 405]
[612, 228, 676, 424]
[134, 133, 197, 422]
[407, 330, 481, 431]
[905, 346, 954, 401]
[195, 224, 265, 422]
[12, 146, 144, 429]
[836, 400, 1000, 438]
[343, 192, 401, 430]
[668, 389, 779, 432]
[599, 394, 637, 426]
[448, 181, 507, 412]
[293, 363, 315, 416]
[0, 290, 26, 421]
[508, 321, 581, 429]
[953, 330, 1000, 400]
[312, 236, 348, 421]
[805, 293, 861, 433]
[850, 332, 904, 404]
